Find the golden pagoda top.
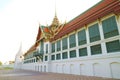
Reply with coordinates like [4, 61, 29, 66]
[51, 13, 60, 26]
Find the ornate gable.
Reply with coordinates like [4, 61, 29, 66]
[39, 13, 65, 41]
[50, 14, 60, 34]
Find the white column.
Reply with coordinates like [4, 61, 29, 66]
[54, 53, 56, 60]
[67, 36, 70, 49]
[48, 43, 51, 61]
[98, 19, 107, 55]
[67, 50, 70, 59]
[60, 40, 63, 60]
[67, 36, 70, 59]
[48, 43, 50, 53]
[86, 26, 91, 56]
[76, 32, 79, 47]
[44, 43, 46, 54]
[118, 14, 120, 42]
[60, 40, 62, 51]
[75, 32, 79, 58]
[43, 55, 45, 62]
[115, 14, 120, 35]
[47, 43, 52, 73]
[55, 42, 56, 53]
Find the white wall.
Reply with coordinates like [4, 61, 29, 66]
[49, 55, 120, 79]
[21, 54, 120, 79]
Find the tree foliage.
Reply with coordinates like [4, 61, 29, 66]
[0, 61, 2, 65]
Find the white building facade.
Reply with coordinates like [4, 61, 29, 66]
[20, 0, 120, 79]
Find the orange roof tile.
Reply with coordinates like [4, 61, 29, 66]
[52, 0, 120, 41]
[43, 27, 50, 33]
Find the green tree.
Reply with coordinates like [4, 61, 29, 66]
[0, 61, 2, 65]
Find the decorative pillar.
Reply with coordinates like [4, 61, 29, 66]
[115, 14, 120, 35]
[75, 32, 79, 58]
[67, 36, 70, 59]
[85, 25, 91, 56]
[97, 19, 107, 55]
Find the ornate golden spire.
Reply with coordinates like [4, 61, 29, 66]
[51, 15, 59, 26]
[51, 0, 59, 26]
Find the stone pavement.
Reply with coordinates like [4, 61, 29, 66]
[0, 70, 119, 80]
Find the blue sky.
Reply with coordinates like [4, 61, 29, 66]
[0, 0, 11, 10]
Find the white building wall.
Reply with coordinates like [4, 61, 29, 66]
[21, 14, 120, 79]
[49, 55, 120, 78]
[21, 54, 120, 78]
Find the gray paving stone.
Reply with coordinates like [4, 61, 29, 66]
[0, 70, 119, 80]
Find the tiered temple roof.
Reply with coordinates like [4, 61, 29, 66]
[24, 0, 120, 56]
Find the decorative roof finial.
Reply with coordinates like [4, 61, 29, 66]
[55, 0, 57, 17]
[51, 0, 59, 26]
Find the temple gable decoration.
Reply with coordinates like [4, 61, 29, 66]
[39, 14, 66, 41]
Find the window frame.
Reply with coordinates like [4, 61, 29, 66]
[69, 34, 76, 48]
[51, 55, 55, 60]
[102, 16, 119, 39]
[62, 52, 68, 59]
[91, 44, 102, 55]
[79, 47, 88, 57]
[57, 40, 61, 51]
[106, 40, 120, 53]
[51, 43, 55, 53]
[69, 50, 76, 58]
[88, 23, 101, 42]
[78, 29, 87, 45]
[56, 53, 61, 60]
[62, 37, 68, 50]
[45, 56, 48, 61]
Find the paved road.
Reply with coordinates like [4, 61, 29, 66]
[0, 70, 119, 80]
